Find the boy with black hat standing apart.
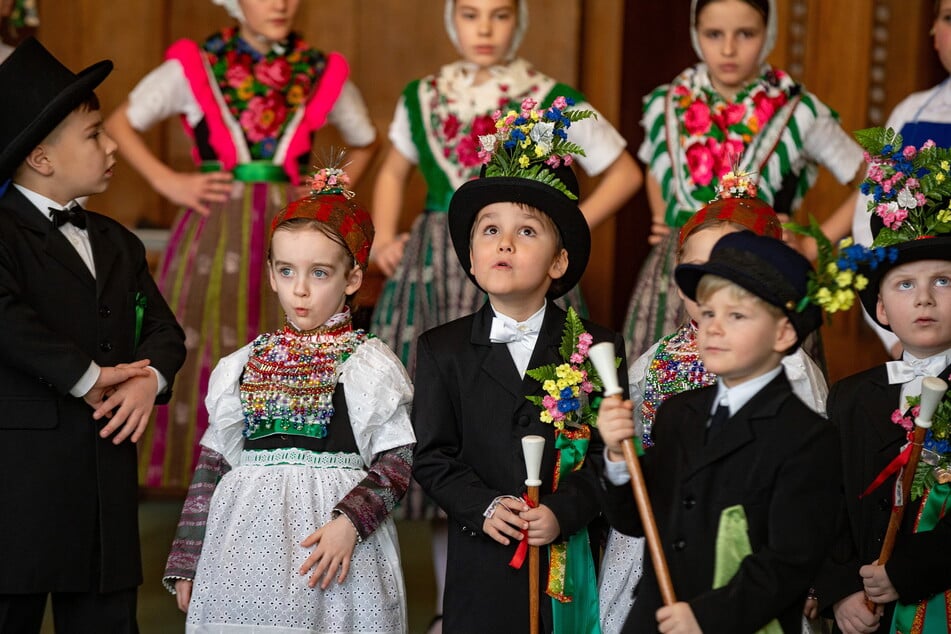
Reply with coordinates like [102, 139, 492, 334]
[815, 128, 951, 634]
[0, 39, 185, 632]
[412, 97, 627, 634]
[598, 230, 845, 633]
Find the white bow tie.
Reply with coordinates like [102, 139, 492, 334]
[886, 356, 948, 384]
[489, 317, 539, 344]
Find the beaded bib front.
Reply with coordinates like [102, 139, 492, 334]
[240, 317, 368, 440]
[641, 322, 716, 447]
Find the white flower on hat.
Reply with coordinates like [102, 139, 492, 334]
[896, 187, 919, 209]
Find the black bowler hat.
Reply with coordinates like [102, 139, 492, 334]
[675, 231, 822, 349]
[0, 37, 113, 180]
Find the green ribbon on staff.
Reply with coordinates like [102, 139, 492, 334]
[890, 482, 951, 634]
[133, 292, 146, 353]
[200, 161, 290, 183]
[549, 428, 601, 634]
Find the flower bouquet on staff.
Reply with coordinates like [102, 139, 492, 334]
[892, 392, 951, 501]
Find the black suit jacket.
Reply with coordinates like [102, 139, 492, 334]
[601, 372, 841, 633]
[816, 363, 951, 628]
[412, 302, 627, 634]
[0, 187, 185, 593]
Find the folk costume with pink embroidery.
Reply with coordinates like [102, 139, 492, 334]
[110, 13, 376, 491]
[622, 0, 863, 361]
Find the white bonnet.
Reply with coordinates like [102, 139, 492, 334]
[212, 0, 245, 23]
[690, 0, 777, 65]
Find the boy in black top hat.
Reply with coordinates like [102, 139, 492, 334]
[598, 231, 843, 633]
[0, 38, 185, 632]
[411, 98, 626, 634]
[814, 129, 951, 633]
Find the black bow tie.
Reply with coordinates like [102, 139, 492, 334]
[49, 205, 86, 229]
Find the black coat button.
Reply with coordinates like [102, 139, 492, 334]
[517, 415, 531, 427]
[99, 305, 111, 318]
[100, 341, 112, 352]
[682, 496, 696, 509]
[879, 497, 891, 511]
[673, 539, 687, 551]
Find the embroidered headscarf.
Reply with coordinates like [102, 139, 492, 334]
[212, 0, 244, 22]
[443, 0, 529, 62]
[690, 0, 777, 65]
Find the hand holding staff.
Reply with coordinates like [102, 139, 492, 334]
[866, 376, 948, 612]
[588, 342, 677, 606]
[522, 435, 545, 634]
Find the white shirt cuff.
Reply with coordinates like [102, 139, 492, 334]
[603, 447, 631, 485]
[70, 362, 101, 397]
[148, 366, 168, 396]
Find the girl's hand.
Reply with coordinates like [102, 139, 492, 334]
[597, 398, 636, 462]
[520, 504, 560, 546]
[174, 579, 193, 613]
[299, 515, 359, 589]
[648, 221, 672, 245]
[656, 602, 702, 634]
[370, 233, 410, 277]
[482, 496, 529, 546]
[155, 170, 234, 217]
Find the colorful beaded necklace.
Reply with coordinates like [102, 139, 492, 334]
[240, 312, 367, 440]
[640, 321, 716, 447]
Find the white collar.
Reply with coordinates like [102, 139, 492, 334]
[13, 184, 79, 221]
[713, 365, 783, 416]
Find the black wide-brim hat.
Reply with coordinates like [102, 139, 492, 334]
[0, 37, 113, 180]
[448, 164, 590, 299]
[675, 231, 822, 347]
[858, 213, 951, 330]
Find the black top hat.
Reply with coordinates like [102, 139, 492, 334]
[675, 231, 822, 349]
[0, 37, 113, 180]
[448, 163, 590, 299]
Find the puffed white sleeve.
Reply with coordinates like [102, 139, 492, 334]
[799, 98, 864, 185]
[200, 344, 252, 469]
[340, 337, 416, 466]
[325, 79, 377, 147]
[567, 101, 628, 177]
[782, 349, 829, 417]
[386, 95, 420, 164]
[125, 59, 204, 131]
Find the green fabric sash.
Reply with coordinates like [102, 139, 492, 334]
[133, 291, 147, 353]
[550, 429, 601, 634]
[200, 160, 290, 183]
[890, 483, 951, 634]
[713, 505, 783, 634]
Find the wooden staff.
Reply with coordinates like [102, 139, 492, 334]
[866, 376, 947, 612]
[521, 434, 546, 634]
[589, 342, 677, 606]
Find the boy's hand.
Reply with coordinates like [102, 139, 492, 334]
[174, 579, 192, 613]
[597, 397, 636, 462]
[832, 591, 882, 633]
[299, 515, 359, 589]
[861, 561, 899, 604]
[656, 601, 702, 634]
[482, 496, 529, 546]
[82, 360, 151, 412]
[93, 370, 159, 444]
[520, 503, 560, 546]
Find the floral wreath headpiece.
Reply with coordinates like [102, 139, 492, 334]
[679, 169, 784, 247]
[269, 158, 374, 270]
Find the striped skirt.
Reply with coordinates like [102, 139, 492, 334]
[140, 182, 289, 490]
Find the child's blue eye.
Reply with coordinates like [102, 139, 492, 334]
[935, 277, 950, 287]
[279, 267, 292, 277]
[897, 280, 914, 290]
[313, 269, 327, 279]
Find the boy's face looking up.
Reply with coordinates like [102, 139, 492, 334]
[23, 105, 117, 205]
[696, 281, 797, 387]
[469, 201, 567, 319]
[876, 259, 951, 358]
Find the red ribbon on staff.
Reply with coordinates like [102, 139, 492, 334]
[508, 493, 537, 569]
[860, 430, 914, 500]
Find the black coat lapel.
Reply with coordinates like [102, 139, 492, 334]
[471, 302, 523, 398]
[521, 304, 567, 397]
[86, 213, 118, 297]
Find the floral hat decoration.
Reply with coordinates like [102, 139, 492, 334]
[678, 169, 783, 248]
[269, 157, 374, 270]
[448, 96, 594, 298]
[852, 126, 951, 327]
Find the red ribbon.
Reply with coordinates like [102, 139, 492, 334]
[860, 431, 914, 501]
[508, 493, 537, 570]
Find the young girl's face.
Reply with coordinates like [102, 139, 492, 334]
[268, 227, 362, 331]
[239, 0, 300, 53]
[876, 259, 951, 358]
[934, 0, 951, 74]
[453, 0, 518, 69]
[696, 0, 767, 100]
[678, 223, 740, 322]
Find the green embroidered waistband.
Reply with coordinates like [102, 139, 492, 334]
[200, 161, 290, 183]
[240, 448, 364, 469]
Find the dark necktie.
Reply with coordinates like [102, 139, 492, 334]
[49, 205, 86, 229]
[705, 402, 731, 444]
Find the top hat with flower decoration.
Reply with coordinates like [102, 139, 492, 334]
[852, 127, 951, 329]
[0, 37, 113, 181]
[448, 96, 593, 298]
[270, 159, 374, 270]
